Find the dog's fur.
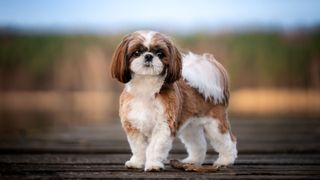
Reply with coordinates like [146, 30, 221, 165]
[111, 30, 237, 171]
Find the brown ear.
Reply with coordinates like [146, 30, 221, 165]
[165, 42, 182, 84]
[110, 35, 132, 83]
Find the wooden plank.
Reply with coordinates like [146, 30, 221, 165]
[1, 118, 319, 179]
[1, 118, 319, 142]
[2, 163, 320, 172]
[1, 118, 319, 154]
[1, 154, 319, 165]
[1, 139, 319, 154]
[1, 167, 320, 179]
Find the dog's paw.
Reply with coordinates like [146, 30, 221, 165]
[213, 156, 235, 168]
[144, 161, 164, 171]
[125, 160, 144, 169]
[181, 157, 202, 166]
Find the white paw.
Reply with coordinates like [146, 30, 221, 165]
[144, 161, 164, 171]
[181, 157, 203, 165]
[125, 159, 144, 169]
[213, 155, 236, 167]
[214, 144, 237, 167]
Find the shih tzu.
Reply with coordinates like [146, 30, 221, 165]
[110, 30, 237, 171]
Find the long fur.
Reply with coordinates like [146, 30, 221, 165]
[182, 52, 229, 104]
[111, 30, 237, 172]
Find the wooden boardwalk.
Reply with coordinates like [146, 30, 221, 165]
[1, 118, 320, 179]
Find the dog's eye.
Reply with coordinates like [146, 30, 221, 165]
[156, 52, 165, 59]
[133, 50, 141, 57]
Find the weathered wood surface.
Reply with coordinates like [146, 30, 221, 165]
[1, 118, 320, 179]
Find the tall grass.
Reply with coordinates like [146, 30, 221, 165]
[0, 29, 319, 90]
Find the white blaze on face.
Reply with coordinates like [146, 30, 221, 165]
[142, 31, 156, 48]
[130, 31, 164, 76]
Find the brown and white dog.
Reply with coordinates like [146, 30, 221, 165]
[110, 30, 237, 171]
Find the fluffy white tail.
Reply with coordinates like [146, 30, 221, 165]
[182, 52, 229, 104]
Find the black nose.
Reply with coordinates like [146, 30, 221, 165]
[144, 54, 153, 62]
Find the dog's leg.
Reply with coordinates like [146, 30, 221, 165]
[125, 132, 147, 169]
[178, 121, 207, 165]
[145, 122, 173, 171]
[203, 118, 237, 167]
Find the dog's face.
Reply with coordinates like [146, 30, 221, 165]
[111, 31, 182, 83]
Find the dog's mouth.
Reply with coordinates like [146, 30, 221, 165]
[143, 62, 153, 67]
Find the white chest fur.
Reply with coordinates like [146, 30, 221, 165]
[127, 96, 164, 136]
[125, 75, 166, 137]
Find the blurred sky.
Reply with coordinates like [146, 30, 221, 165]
[0, 0, 320, 33]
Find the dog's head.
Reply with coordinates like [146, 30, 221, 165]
[111, 31, 182, 84]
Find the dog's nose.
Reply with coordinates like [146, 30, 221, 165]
[144, 54, 153, 62]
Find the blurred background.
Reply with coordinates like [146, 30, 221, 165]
[0, 0, 319, 138]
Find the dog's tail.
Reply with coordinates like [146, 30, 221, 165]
[182, 52, 229, 104]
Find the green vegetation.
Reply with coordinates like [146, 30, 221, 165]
[0, 30, 319, 90]
[0, 34, 118, 74]
[176, 30, 320, 89]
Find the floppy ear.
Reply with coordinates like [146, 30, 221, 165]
[110, 35, 132, 83]
[165, 41, 182, 84]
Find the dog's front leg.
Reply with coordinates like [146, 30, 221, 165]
[145, 122, 173, 171]
[125, 132, 147, 169]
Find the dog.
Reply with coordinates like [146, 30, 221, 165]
[110, 30, 237, 171]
